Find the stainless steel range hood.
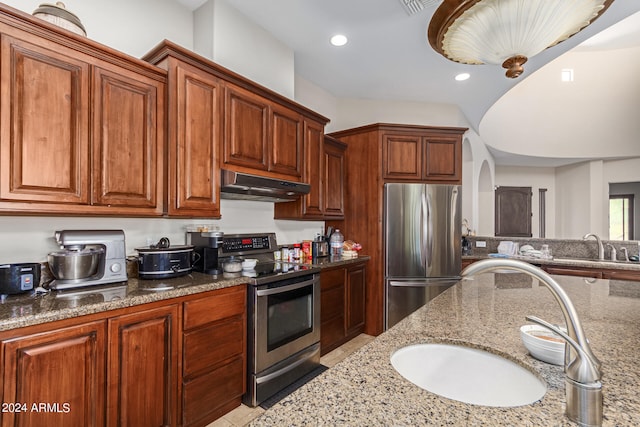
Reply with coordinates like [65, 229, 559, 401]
[220, 170, 310, 202]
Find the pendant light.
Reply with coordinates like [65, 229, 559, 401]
[427, 0, 615, 78]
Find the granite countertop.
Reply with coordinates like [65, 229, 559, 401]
[465, 254, 640, 272]
[253, 272, 640, 426]
[0, 256, 369, 332]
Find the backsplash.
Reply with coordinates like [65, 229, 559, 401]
[0, 199, 324, 264]
[466, 236, 640, 261]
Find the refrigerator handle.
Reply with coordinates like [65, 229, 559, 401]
[426, 191, 433, 268]
[420, 188, 428, 269]
[389, 278, 462, 287]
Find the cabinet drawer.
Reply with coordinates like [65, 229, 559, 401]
[183, 286, 246, 330]
[183, 316, 244, 378]
[183, 356, 244, 426]
[321, 268, 345, 291]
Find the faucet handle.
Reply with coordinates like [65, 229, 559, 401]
[525, 315, 601, 383]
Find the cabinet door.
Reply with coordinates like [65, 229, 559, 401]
[543, 266, 602, 279]
[107, 305, 178, 427]
[346, 264, 366, 335]
[422, 134, 462, 182]
[0, 32, 90, 205]
[224, 84, 269, 171]
[320, 267, 346, 355]
[602, 270, 640, 282]
[323, 137, 346, 218]
[382, 133, 422, 179]
[92, 66, 163, 214]
[270, 103, 302, 177]
[302, 119, 325, 217]
[1, 321, 106, 427]
[167, 60, 222, 217]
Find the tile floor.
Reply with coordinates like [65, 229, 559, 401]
[207, 334, 375, 427]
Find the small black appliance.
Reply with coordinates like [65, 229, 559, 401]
[187, 231, 224, 275]
[0, 263, 40, 295]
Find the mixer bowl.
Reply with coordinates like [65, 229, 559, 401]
[48, 248, 104, 280]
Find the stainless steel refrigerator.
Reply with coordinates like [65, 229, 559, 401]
[384, 183, 461, 329]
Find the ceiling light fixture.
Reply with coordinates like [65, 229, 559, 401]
[427, 0, 615, 79]
[330, 34, 348, 47]
[455, 73, 470, 81]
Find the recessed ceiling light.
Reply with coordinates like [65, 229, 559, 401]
[455, 73, 470, 81]
[561, 69, 574, 82]
[330, 34, 348, 47]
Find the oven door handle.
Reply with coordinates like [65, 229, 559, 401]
[255, 278, 317, 296]
[256, 345, 320, 384]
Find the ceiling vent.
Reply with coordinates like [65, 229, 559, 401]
[398, 0, 440, 15]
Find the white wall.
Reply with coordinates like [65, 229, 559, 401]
[495, 166, 557, 238]
[2, 0, 194, 57]
[193, 0, 295, 98]
[555, 162, 599, 238]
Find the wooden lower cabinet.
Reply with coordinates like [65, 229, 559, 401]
[0, 286, 247, 427]
[181, 286, 246, 427]
[107, 305, 179, 427]
[0, 321, 106, 427]
[320, 261, 367, 355]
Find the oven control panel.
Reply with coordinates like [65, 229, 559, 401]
[222, 234, 275, 253]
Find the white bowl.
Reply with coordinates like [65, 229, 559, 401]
[241, 258, 258, 270]
[520, 325, 566, 366]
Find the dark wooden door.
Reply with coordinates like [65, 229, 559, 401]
[107, 305, 178, 427]
[495, 186, 532, 237]
[92, 65, 163, 213]
[223, 84, 269, 171]
[0, 32, 91, 205]
[323, 136, 346, 218]
[1, 321, 106, 427]
[168, 59, 222, 216]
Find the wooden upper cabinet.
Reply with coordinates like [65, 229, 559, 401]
[273, 121, 346, 220]
[382, 133, 422, 180]
[423, 134, 462, 181]
[154, 56, 222, 217]
[224, 83, 270, 172]
[382, 128, 463, 183]
[323, 136, 346, 218]
[0, 32, 91, 205]
[270, 103, 302, 177]
[92, 65, 163, 214]
[0, 21, 165, 216]
[1, 321, 106, 427]
[302, 119, 325, 217]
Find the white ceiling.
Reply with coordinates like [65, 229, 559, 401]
[177, 0, 640, 166]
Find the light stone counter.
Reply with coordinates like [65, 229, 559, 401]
[252, 273, 640, 426]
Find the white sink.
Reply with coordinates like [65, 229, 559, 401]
[391, 343, 546, 407]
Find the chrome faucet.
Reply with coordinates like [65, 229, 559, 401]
[605, 244, 617, 262]
[620, 247, 630, 262]
[461, 259, 602, 427]
[583, 233, 605, 260]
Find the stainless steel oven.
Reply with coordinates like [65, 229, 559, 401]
[207, 233, 321, 407]
[246, 272, 320, 406]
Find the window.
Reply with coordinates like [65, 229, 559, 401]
[609, 195, 634, 240]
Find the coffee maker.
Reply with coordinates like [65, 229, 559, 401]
[48, 230, 128, 290]
[186, 231, 223, 274]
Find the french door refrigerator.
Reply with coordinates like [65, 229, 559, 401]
[384, 183, 462, 329]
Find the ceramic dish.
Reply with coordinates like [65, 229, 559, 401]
[520, 324, 566, 365]
[242, 258, 258, 270]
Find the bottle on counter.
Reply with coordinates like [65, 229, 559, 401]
[293, 243, 301, 262]
[281, 246, 289, 262]
[330, 229, 344, 257]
